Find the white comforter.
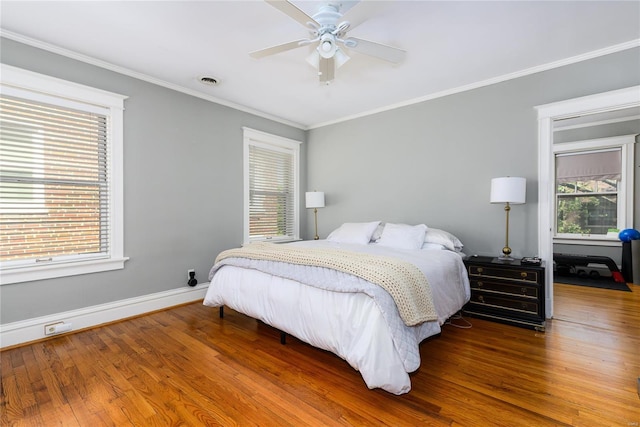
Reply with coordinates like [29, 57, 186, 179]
[203, 240, 470, 394]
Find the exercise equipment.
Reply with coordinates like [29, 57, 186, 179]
[553, 253, 625, 283]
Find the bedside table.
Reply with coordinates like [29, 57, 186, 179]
[463, 256, 546, 331]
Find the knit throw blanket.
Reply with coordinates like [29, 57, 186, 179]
[214, 242, 437, 326]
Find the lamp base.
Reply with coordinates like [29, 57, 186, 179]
[496, 255, 516, 262]
[500, 245, 513, 260]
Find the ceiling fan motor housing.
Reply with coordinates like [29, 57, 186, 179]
[313, 5, 342, 29]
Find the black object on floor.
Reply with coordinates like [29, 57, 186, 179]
[555, 273, 631, 291]
[553, 253, 626, 283]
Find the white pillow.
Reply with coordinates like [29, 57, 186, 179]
[327, 221, 381, 245]
[424, 228, 464, 252]
[377, 223, 428, 250]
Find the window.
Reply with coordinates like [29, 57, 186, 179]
[553, 135, 635, 243]
[0, 64, 127, 284]
[243, 127, 300, 243]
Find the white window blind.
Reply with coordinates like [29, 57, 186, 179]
[555, 149, 621, 183]
[244, 128, 300, 243]
[0, 94, 109, 264]
[0, 64, 127, 285]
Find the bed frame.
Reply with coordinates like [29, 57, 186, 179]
[219, 306, 288, 344]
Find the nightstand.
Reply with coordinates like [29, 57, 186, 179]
[463, 256, 546, 331]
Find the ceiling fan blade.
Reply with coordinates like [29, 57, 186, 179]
[344, 37, 406, 64]
[318, 57, 335, 83]
[340, 1, 390, 32]
[250, 39, 310, 59]
[265, 0, 319, 28]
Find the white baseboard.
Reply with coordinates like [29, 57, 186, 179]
[0, 283, 209, 349]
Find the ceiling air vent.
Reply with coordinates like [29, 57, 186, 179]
[198, 76, 219, 86]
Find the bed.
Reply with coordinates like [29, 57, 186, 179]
[203, 222, 470, 395]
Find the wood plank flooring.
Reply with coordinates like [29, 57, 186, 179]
[2, 283, 639, 426]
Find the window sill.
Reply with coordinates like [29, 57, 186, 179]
[0, 257, 130, 285]
[553, 237, 621, 247]
[245, 238, 302, 245]
[271, 238, 303, 244]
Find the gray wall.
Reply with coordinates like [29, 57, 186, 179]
[0, 38, 306, 324]
[306, 48, 640, 262]
[2, 38, 638, 325]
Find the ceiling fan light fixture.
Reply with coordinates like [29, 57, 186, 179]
[306, 51, 320, 68]
[334, 48, 350, 68]
[318, 33, 336, 59]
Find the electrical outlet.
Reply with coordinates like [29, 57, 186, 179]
[187, 269, 195, 280]
[45, 322, 63, 335]
[44, 321, 72, 336]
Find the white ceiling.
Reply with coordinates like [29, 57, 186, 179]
[1, 1, 639, 129]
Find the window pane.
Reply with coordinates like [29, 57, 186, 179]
[598, 180, 617, 193]
[0, 94, 109, 263]
[557, 182, 576, 194]
[249, 144, 294, 239]
[556, 194, 617, 235]
[0, 64, 126, 284]
[244, 128, 300, 244]
[576, 180, 597, 193]
[553, 137, 634, 241]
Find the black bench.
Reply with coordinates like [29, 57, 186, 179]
[553, 253, 625, 283]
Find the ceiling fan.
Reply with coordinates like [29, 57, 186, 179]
[250, 1, 406, 83]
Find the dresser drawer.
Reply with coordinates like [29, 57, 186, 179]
[468, 293, 540, 315]
[463, 257, 546, 330]
[467, 265, 539, 283]
[470, 278, 539, 299]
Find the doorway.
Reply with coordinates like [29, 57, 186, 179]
[536, 86, 640, 319]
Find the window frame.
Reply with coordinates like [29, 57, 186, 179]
[243, 127, 301, 244]
[0, 64, 128, 284]
[552, 134, 635, 246]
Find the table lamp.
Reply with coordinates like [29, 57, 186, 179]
[490, 177, 526, 260]
[305, 191, 325, 240]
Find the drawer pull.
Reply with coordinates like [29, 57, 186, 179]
[520, 272, 528, 279]
[477, 267, 484, 274]
[478, 281, 483, 287]
[521, 287, 527, 294]
[478, 295, 485, 303]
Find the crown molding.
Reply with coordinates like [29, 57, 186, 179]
[2, 29, 638, 131]
[308, 39, 640, 129]
[0, 30, 306, 130]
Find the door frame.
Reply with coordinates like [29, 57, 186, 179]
[536, 85, 640, 318]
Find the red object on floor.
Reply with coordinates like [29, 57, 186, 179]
[612, 271, 626, 283]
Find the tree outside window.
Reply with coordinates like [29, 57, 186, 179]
[556, 179, 617, 236]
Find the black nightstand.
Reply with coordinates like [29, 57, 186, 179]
[463, 256, 546, 331]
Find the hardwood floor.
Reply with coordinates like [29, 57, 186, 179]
[2, 283, 639, 426]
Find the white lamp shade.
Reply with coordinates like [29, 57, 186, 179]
[305, 191, 325, 208]
[490, 177, 526, 204]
